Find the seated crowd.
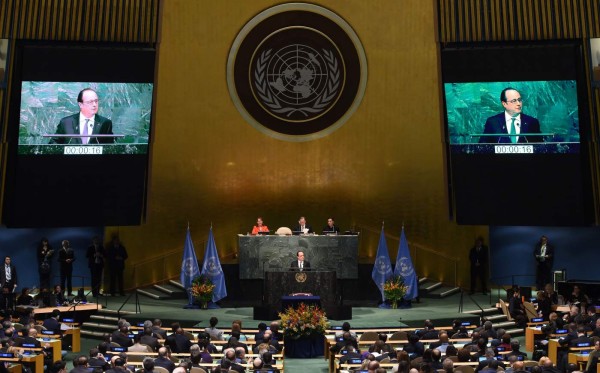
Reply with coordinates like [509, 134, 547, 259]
[330, 307, 600, 373]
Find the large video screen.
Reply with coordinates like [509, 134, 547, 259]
[2, 42, 156, 227]
[441, 41, 593, 226]
[445, 80, 580, 154]
[19, 82, 153, 155]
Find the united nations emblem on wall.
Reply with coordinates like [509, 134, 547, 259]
[227, 3, 367, 141]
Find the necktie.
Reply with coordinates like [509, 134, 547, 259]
[82, 119, 90, 144]
[510, 118, 516, 143]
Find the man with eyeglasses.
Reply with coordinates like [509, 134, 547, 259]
[51, 87, 114, 144]
[479, 87, 542, 143]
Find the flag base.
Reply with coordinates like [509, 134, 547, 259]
[183, 304, 200, 309]
[207, 301, 220, 309]
[378, 303, 391, 309]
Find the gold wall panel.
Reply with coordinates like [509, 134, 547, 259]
[108, 0, 486, 289]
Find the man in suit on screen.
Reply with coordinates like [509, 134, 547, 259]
[51, 88, 114, 144]
[479, 87, 542, 144]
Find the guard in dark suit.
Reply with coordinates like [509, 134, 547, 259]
[51, 88, 114, 144]
[293, 216, 313, 234]
[289, 251, 311, 271]
[0, 256, 17, 312]
[86, 237, 105, 297]
[479, 88, 542, 144]
[469, 237, 488, 295]
[58, 240, 76, 296]
[534, 235, 554, 290]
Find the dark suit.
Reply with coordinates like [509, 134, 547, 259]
[58, 247, 75, 295]
[52, 113, 115, 144]
[112, 332, 133, 348]
[469, 244, 488, 294]
[479, 113, 542, 143]
[322, 225, 340, 234]
[153, 357, 175, 373]
[86, 244, 105, 297]
[42, 317, 62, 336]
[289, 260, 311, 271]
[293, 225, 313, 234]
[534, 242, 554, 290]
[0, 264, 18, 311]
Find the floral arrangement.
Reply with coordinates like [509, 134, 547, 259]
[278, 303, 330, 339]
[190, 275, 215, 302]
[383, 276, 407, 305]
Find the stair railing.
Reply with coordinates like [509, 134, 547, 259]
[116, 290, 141, 320]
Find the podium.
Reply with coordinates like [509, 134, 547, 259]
[260, 271, 338, 320]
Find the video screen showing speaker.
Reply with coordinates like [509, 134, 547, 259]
[441, 41, 593, 226]
[18, 81, 153, 155]
[445, 80, 580, 154]
[2, 41, 156, 227]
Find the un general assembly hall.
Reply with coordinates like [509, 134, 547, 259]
[1, 1, 600, 373]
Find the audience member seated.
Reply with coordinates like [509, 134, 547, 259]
[536, 291, 552, 321]
[475, 348, 505, 372]
[18, 327, 41, 348]
[416, 320, 439, 340]
[429, 331, 451, 352]
[498, 333, 512, 351]
[403, 333, 424, 358]
[205, 317, 224, 341]
[88, 347, 110, 371]
[457, 347, 473, 363]
[566, 285, 590, 308]
[261, 351, 279, 372]
[166, 326, 192, 353]
[137, 357, 155, 373]
[153, 347, 176, 373]
[128, 333, 150, 352]
[429, 349, 443, 370]
[540, 356, 561, 373]
[225, 336, 248, 354]
[463, 331, 481, 352]
[197, 331, 218, 353]
[544, 283, 559, 305]
[269, 321, 283, 342]
[335, 322, 358, 340]
[450, 326, 469, 339]
[254, 323, 267, 342]
[140, 327, 160, 351]
[152, 319, 167, 339]
[330, 331, 358, 354]
[111, 323, 133, 348]
[16, 288, 34, 306]
[442, 358, 453, 373]
[43, 309, 63, 336]
[505, 340, 527, 360]
[585, 340, 600, 373]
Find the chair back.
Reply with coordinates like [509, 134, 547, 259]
[522, 302, 538, 321]
[389, 331, 408, 340]
[154, 368, 170, 373]
[359, 331, 379, 341]
[499, 299, 513, 321]
[454, 365, 475, 373]
[190, 368, 207, 373]
[275, 227, 292, 236]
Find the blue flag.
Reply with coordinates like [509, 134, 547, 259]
[371, 227, 393, 302]
[201, 227, 227, 302]
[180, 227, 201, 304]
[394, 227, 419, 300]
